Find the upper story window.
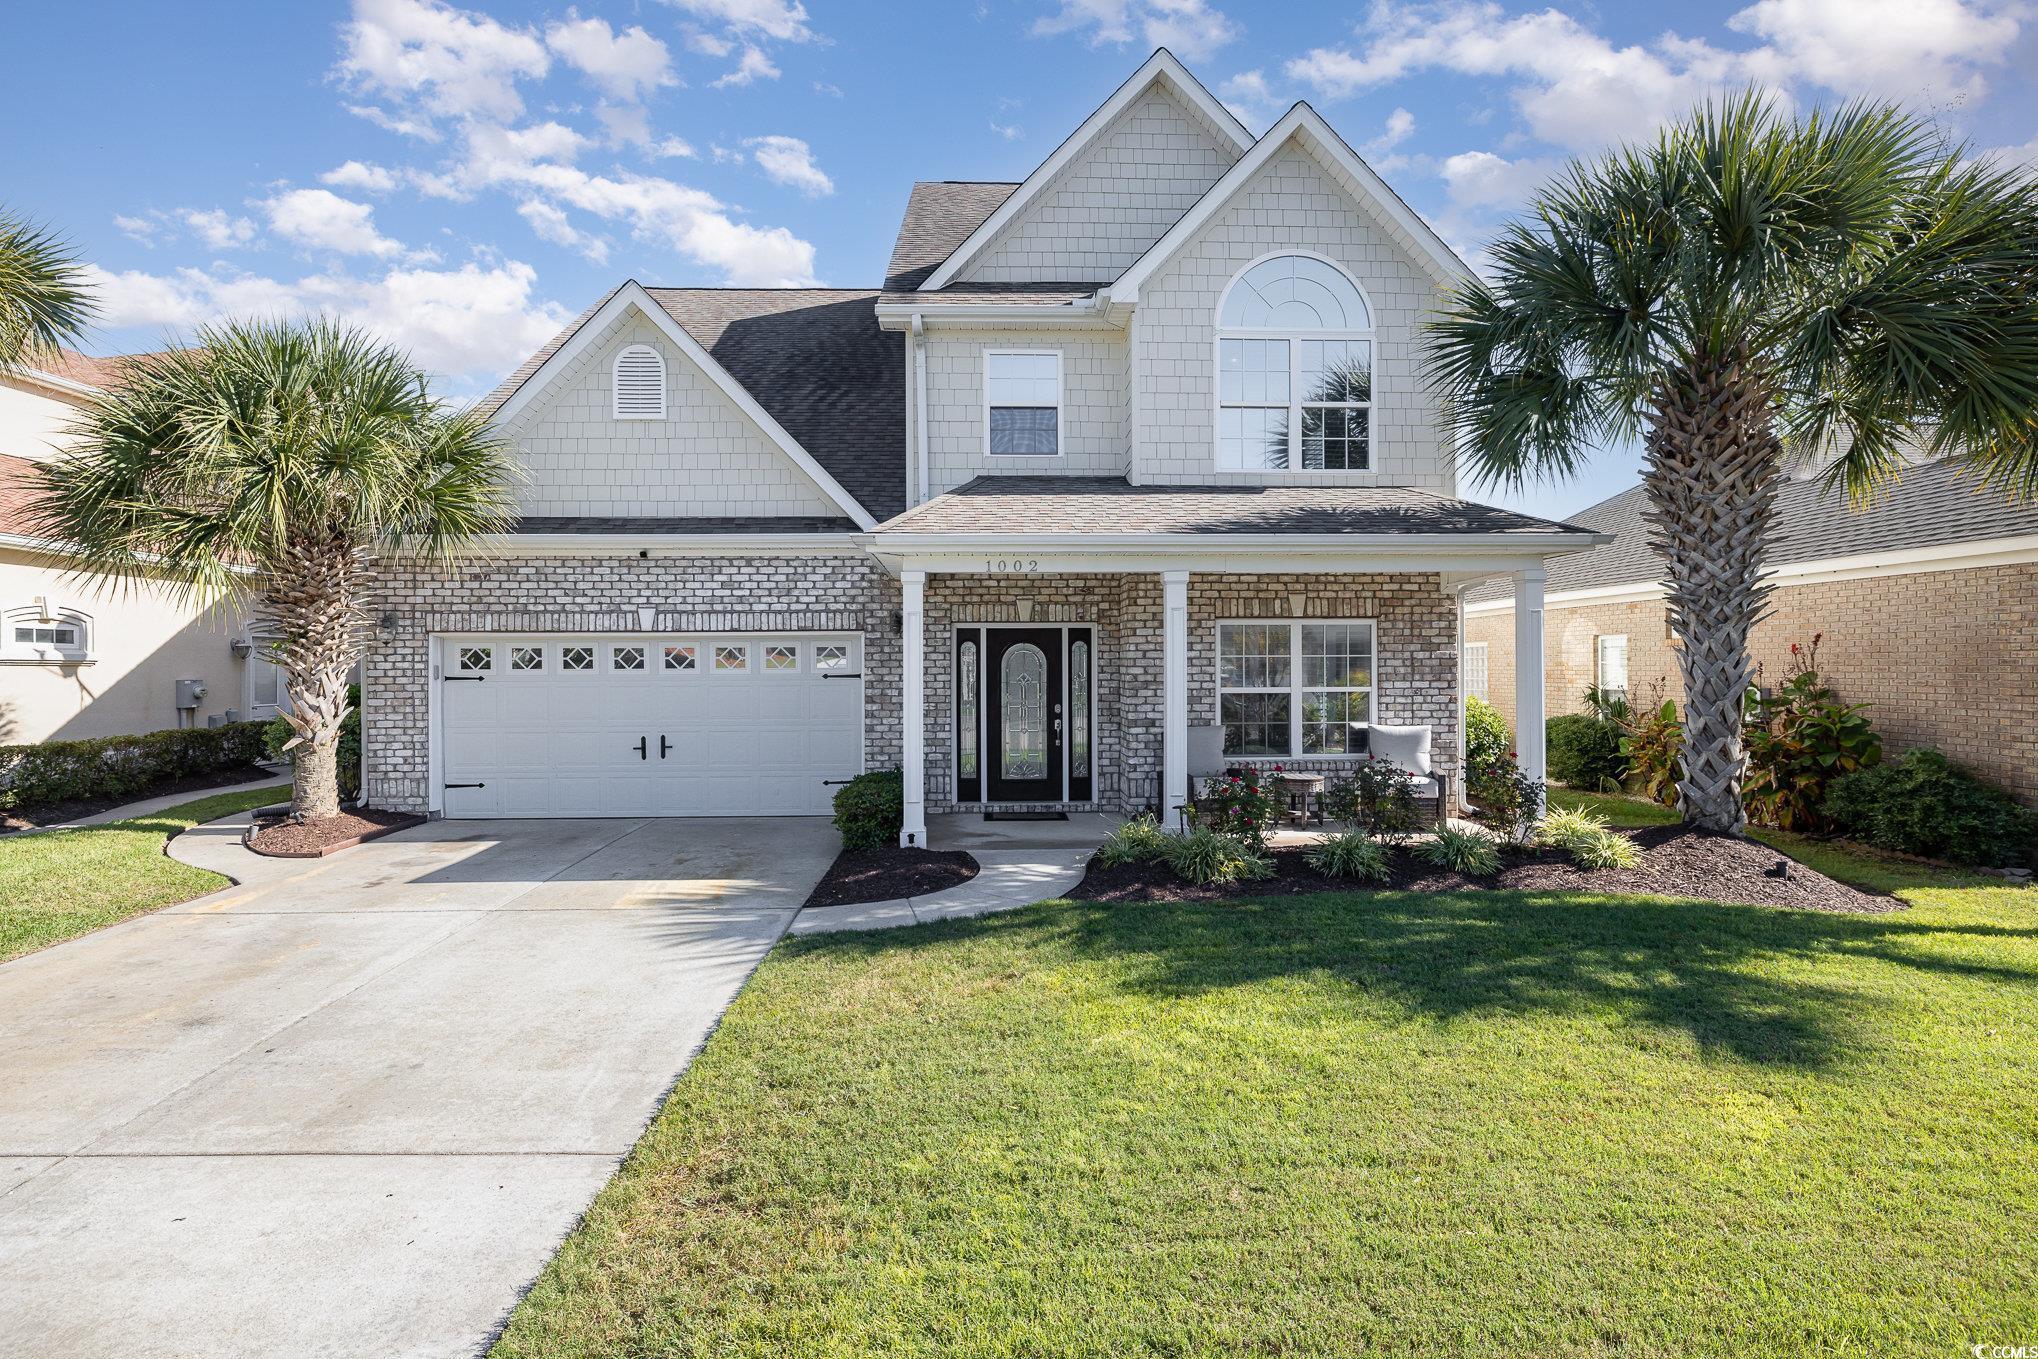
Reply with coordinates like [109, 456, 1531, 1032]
[3, 604, 91, 663]
[984, 350, 1062, 456]
[1216, 254, 1373, 473]
[612, 344, 667, 420]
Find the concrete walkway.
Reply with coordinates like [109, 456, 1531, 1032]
[0, 814, 839, 1359]
[790, 811, 1111, 936]
[6, 770, 290, 837]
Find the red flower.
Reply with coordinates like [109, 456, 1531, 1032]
[1790, 643, 1800, 655]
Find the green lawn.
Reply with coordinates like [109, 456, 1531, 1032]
[0, 786, 283, 962]
[496, 839, 2038, 1357]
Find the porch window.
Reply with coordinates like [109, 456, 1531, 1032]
[984, 350, 1061, 456]
[1216, 255, 1372, 472]
[1217, 619, 1375, 758]
[1463, 641, 1489, 702]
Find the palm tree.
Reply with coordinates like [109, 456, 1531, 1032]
[34, 318, 517, 821]
[0, 207, 94, 369]
[1427, 95, 2038, 833]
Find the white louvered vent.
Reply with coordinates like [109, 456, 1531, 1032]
[612, 344, 667, 420]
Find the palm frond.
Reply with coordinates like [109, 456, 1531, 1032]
[0, 207, 95, 371]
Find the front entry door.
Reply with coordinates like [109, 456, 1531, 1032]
[986, 628, 1064, 803]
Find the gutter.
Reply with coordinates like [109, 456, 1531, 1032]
[860, 529, 1613, 554]
[468, 532, 867, 556]
[876, 298, 1117, 329]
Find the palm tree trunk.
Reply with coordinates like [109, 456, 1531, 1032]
[267, 530, 365, 823]
[1642, 352, 1782, 835]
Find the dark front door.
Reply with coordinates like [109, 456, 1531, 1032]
[986, 628, 1064, 803]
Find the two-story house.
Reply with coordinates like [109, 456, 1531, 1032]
[360, 51, 1606, 846]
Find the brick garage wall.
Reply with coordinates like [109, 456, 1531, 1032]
[361, 553, 900, 813]
[925, 571, 1458, 814]
[1468, 562, 2038, 805]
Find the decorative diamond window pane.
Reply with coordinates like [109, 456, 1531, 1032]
[958, 642, 979, 779]
[999, 644, 1048, 780]
[562, 646, 594, 671]
[814, 644, 849, 671]
[1070, 640, 1089, 779]
[511, 646, 543, 671]
[663, 645, 696, 671]
[715, 644, 749, 672]
[458, 646, 493, 672]
[765, 644, 798, 671]
[612, 645, 646, 671]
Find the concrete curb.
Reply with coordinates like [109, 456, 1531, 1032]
[5, 771, 292, 838]
[789, 848, 1094, 935]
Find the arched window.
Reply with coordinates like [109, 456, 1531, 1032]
[3, 604, 91, 662]
[1216, 254, 1373, 472]
[612, 344, 667, 420]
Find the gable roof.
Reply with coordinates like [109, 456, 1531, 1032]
[883, 182, 1019, 292]
[918, 49, 1252, 293]
[475, 282, 902, 525]
[1108, 102, 1474, 307]
[1467, 458, 2038, 603]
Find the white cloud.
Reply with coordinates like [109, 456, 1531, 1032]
[746, 134, 833, 195]
[1033, 0, 1239, 62]
[1218, 68, 1283, 128]
[335, 0, 549, 128]
[322, 160, 400, 193]
[1727, 0, 2018, 102]
[516, 199, 609, 264]
[1372, 106, 1416, 151]
[813, 80, 843, 97]
[113, 214, 160, 246]
[79, 257, 570, 385]
[182, 208, 259, 249]
[1437, 149, 1562, 209]
[663, 0, 816, 44]
[1988, 135, 2038, 170]
[710, 45, 780, 87]
[346, 103, 443, 141]
[685, 29, 733, 57]
[989, 119, 1024, 141]
[260, 188, 405, 257]
[544, 12, 675, 101]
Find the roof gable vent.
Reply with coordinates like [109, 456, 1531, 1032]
[612, 344, 667, 420]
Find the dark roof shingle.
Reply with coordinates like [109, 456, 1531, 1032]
[882, 181, 1019, 291]
[0, 453, 47, 538]
[875, 476, 1597, 538]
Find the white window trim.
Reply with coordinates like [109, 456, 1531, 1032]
[1596, 633, 1630, 696]
[1463, 640, 1490, 703]
[1212, 251, 1376, 476]
[982, 348, 1065, 458]
[2, 605, 92, 664]
[612, 343, 667, 421]
[1214, 618, 1378, 761]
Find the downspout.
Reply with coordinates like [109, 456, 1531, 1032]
[911, 312, 930, 507]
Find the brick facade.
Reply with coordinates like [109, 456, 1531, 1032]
[1467, 562, 2038, 806]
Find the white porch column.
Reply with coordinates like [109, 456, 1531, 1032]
[1513, 564, 1548, 806]
[1162, 569, 1190, 830]
[899, 569, 928, 848]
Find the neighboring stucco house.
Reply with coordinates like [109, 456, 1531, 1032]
[0, 352, 271, 745]
[1466, 459, 2038, 806]
[359, 51, 1609, 844]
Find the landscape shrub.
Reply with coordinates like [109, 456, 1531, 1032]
[1305, 828, 1391, 882]
[1475, 758, 1546, 845]
[1419, 825, 1502, 876]
[1095, 814, 1172, 868]
[1617, 683, 1684, 807]
[0, 721, 271, 812]
[1825, 749, 2036, 866]
[1464, 696, 1510, 791]
[1164, 826, 1273, 886]
[1534, 805, 1641, 870]
[832, 769, 903, 851]
[1321, 758, 1423, 841]
[1742, 636, 1880, 833]
[262, 684, 363, 801]
[1190, 765, 1282, 848]
[1546, 712, 1629, 791]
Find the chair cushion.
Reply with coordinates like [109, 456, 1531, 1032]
[1406, 774, 1442, 799]
[1369, 724, 1433, 776]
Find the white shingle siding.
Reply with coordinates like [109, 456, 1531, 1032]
[961, 87, 1240, 285]
[920, 328, 1129, 497]
[503, 313, 842, 519]
[1129, 144, 1458, 494]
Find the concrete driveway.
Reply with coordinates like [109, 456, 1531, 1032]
[0, 815, 839, 1359]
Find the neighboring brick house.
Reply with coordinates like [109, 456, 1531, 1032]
[360, 50, 1610, 843]
[1465, 461, 2038, 806]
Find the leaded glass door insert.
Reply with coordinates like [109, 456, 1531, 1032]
[986, 628, 1064, 803]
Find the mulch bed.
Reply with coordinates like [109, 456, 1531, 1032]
[0, 764, 276, 834]
[804, 846, 980, 909]
[1073, 824, 1897, 914]
[246, 807, 424, 858]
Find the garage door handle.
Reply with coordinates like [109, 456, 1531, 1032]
[634, 737, 648, 760]
[444, 675, 484, 682]
[821, 672, 862, 679]
[659, 736, 672, 759]
[445, 782, 486, 789]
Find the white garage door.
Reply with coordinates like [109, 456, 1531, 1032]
[437, 634, 863, 818]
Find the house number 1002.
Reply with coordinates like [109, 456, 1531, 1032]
[984, 559, 1040, 573]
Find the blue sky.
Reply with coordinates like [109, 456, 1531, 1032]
[8, 0, 2035, 520]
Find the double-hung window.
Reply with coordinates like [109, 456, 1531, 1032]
[1217, 254, 1373, 472]
[1596, 634, 1629, 702]
[984, 350, 1061, 456]
[1217, 620, 1376, 757]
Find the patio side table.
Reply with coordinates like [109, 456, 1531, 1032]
[1274, 772, 1326, 827]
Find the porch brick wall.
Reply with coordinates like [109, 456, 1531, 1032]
[360, 554, 902, 813]
[925, 571, 1457, 814]
[1465, 561, 2038, 806]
